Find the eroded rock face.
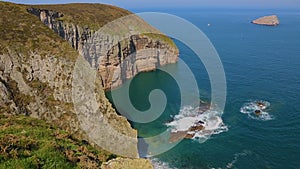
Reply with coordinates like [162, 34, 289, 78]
[0, 50, 139, 158]
[27, 8, 91, 54]
[0, 79, 18, 114]
[27, 8, 179, 90]
[98, 35, 178, 90]
[251, 15, 279, 26]
[0, 51, 79, 130]
[1, 3, 178, 161]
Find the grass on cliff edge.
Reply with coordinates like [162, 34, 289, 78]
[0, 114, 117, 169]
[0, 1, 177, 56]
[30, 3, 177, 49]
[0, 2, 78, 59]
[30, 3, 132, 31]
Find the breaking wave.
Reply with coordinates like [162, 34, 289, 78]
[240, 100, 274, 121]
[150, 158, 178, 169]
[166, 104, 228, 143]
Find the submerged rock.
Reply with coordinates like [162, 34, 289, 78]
[251, 15, 279, 26]
[168, 102, 210, 143]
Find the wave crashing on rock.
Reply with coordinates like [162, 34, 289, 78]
[240, 100, 274, 121]
[166, 104, 227, 143]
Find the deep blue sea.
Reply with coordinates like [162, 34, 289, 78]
[107, 8, 300, 169]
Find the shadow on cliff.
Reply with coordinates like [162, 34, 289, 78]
[137, 137, 149, 158]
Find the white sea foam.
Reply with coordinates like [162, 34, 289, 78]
[167, 116, 198, 132]
[150, 158, 177, 169]
[240, 100, 274, 121]
[209, 150, 252, 169]
[166, 105, 228, 143]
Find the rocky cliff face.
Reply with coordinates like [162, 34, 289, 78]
[27, 8, 91, 56]
[98, 35, 178, 89]
[0, 2, 139, 159]
[27, 7, 179, 90]
[0, 51, 139, 157]
[1, 2, 177, 167]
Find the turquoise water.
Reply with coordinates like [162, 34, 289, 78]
[107, 9, 300, 169]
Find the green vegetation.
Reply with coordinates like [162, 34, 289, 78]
[0, 2, 177, 57]
[29, 3, 132, 31]
[0, 2, 176, 167]
[0, 114, 116, 168]
[0, 2, 78, 60]
[29, 3, 177, 49]
[142, 33, 177, 49]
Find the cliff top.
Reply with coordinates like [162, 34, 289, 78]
[0, 2, 176, 55]
[29, 3, 132, 30]
[0, 2, 78, 58]
[29, 3, 176, 48]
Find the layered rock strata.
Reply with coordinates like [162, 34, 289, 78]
[27, 7, 179, 90]
[1, 2, 151, 159]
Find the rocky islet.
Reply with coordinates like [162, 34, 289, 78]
[251, 15, 280, 26]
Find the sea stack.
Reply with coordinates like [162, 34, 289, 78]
[251, 15, 279, 26]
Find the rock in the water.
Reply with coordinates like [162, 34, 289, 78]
[189, 125, 204, 132]
[251, 15, 279, 26]
[169, 124, 205, 143]
[185, 133, 195, 139]
[255, 110, 262, 115]
[256, 101, 266, 109]
[169, 131, 188, 143]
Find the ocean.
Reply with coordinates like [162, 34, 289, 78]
[107, 8, 300, 169]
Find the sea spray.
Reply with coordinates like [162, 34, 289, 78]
[150, 158, 178, 169]
[166, 105, 228, 143]
[240, 100, 274, 121]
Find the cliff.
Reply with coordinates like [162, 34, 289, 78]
[251, 15, 279, 26]
[0, 2, 179, 168]
[26, 4, 179, 90]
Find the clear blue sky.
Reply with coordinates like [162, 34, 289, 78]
[5, 0, 300, 9]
